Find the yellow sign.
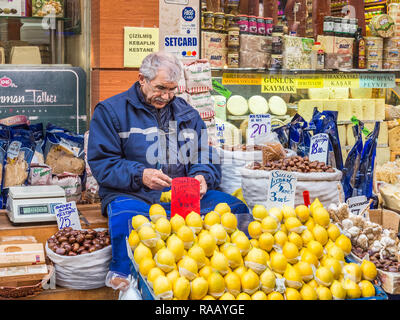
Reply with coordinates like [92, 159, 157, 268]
[124, 27, 159, 68]
[222, 73, 262, 85]
[323, 73, 359, 88]
[295, 75, 324, 89]
[261, 75, 297, 93]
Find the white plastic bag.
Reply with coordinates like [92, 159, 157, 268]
[240, 167, 344, 210]
[45, 228, 112, 290]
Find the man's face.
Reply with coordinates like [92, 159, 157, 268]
[139, 69, 178, 109]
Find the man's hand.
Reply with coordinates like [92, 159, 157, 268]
[143, 169, 172, 190]
[194, 175, 207, 199]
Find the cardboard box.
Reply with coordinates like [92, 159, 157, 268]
[32, 0, 64, 18]
[0, 264, 48, 283]
[369, 209, 400, 233]
[0, 0, 27, 17]
[0, 243, 45, 268]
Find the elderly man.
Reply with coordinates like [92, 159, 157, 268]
[88, 52, 248, 290]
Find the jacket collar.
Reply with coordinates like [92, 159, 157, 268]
[127, 82, 194, 122]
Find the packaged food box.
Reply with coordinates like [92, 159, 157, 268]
[0, 243, 46, 268]
[203, 48, 227, 68]
[282, 36, 314, 69]
[384, 48, 400, 59]
[367, 59, 383, 71]
[317, 35, 354, 55]
[384, 37, 400, 49]
[367, 48, 383, 60]
[0, 0, 27, 17]
[383, 59, 400, 70]
[202, 31, 227, 50]
[32, 0, 64, 18]
[370, 14, 395, 38]
[365, 37, 384, 50]
[0, 264, 48, 283]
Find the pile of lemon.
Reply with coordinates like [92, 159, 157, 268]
[128, 199, 378, 300]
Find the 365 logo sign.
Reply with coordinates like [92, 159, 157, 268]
[0, 76, 17, 88]
[182, 7, 195, 21]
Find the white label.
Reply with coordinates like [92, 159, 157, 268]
[346, 196, 370, 217]
[7, 141, 22, 160]
[216, 123, 225, 145]
[247, 114, 271, 145]
[309, 133, 329, 164]
[266, 170, 297, 210]
[54, 202, 82, 230]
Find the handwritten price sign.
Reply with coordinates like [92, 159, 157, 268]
[171, 177, 201, 219]
[309, 133, 329, 164]
[266, 171, 297, 210]
[54, 202, 82, 230]
[247, 114, 271, 145]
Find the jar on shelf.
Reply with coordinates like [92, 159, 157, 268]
[256, 16, 266, 35]
[323, 16, 334, 36]
[265, 17, 274, 36]
[271, 25, 284, 54]
[228, 25, 240, 49]
[203, 11, 214, 30]
[271, 54, 283, 70]
[214, 12, 225, 31]
[226, 0, 240, 15]
[334, 17, 343, 37]
[248, 15, 258, 34]
[224, 13, 236, 30]
[227, 49, 240, 68]
[236, 14, 249, 34]
[341, 18, 350, 37]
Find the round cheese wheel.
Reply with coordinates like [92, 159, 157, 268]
[227, 95, 249, 116]
[248, 95, 269, 114]
[268, 96, 288, 116]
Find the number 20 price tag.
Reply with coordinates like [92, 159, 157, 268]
[309, 133, 329, 164]
[247, 114, 271, 145]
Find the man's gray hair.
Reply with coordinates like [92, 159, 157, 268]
[140, 52, 183, 83]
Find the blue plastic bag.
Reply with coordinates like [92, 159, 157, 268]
[288, 114, 312, 157]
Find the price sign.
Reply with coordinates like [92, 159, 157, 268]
[216, 122, 226, 145]
[247, 114, 271, 145]
[171, 177, 201, 219]
[54, 202, 82, 230]
[266, 171, 297, 210]
[346, 196, 370, 217]
[309, 133, 329, 164]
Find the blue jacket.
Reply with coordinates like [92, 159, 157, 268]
[87, 82, 221, 216]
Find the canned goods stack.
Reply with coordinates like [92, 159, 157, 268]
[365, 36, 384, 70]
[384, 4, 400, 70]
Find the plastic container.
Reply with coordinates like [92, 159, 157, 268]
[384, 48, 400, 59]
[365, 36, 384, 49]
[256, 16, 266, 35]
[224, 13, 235, 30]
[367, 59, 383, 70]
[236, 14, 249, 34]
[203, 11, 214, 30]
[248, 15, 257, 34]
[227, 26, 240, 49]
[214, 12, 225, 31]
[271, 54, 283, 69]
[227, 50, 239, 68]
[383, 59, 400, 69]
[367, 48, 383, 60]
[265, 17, 274, 36]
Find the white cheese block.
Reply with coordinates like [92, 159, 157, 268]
[269, 96, 288, 116]
[347, 124, 356, 147]
[350, 88, 373, 99]
[337, 99, 352, 122]
[248, 95, 269, 114]
[329, 88, 349, 99]
[350, 99, 363, 120]
[361, 99, 376, 121]
[10, 46, 42, 64]
[363, 122, 388, 145]
[308, 88, 330, 100]
[298, 100, 314, 122]
[323, 99, 338, 112]
[227, 95, 249, 116]
[375, 99, 386, 121]
[376, 147, 391, 166]
[338, 125, 347, 147]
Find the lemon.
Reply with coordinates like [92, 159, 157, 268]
[325, 239, 335, 251]
[232, 233, 252, 256]
[252, 205, 268, 221]
[211, 251, 230, 275]
[301, 249, 319, 268]
[295, 205, 310, 223]
[361, 260, 377, 281]
[166, 269, 180, 284]
[280, 224, 288, 235]
[359, 280, 376, 298]
[322, 257, 342, 280]
[300, 284, 318, 300]
[214, 203, 231, 216]
[330, 280, 346, 300]
[149, 204, 167, 223]
[271, 252, 287, 274]
[315, 266, 334, 287]
[261, 216, 279, 234]
[173, 276, 191, 300]
[335, 234, 352, 255]
[170, 214, 186, 234]
[152, 238, 167, 256]
[258, 232, 275, 252]
[248, 221, 263, 240]
[268, 292, 284, 300]
[282, 205, 297, 220]
[134, 242, 153, 265]
[147, 267, 165, 288]
[138, 225, 158, 249]
[178, 256, 198, 281]
[131, 215, 151, 231]
[177, 225, 195, 249]
[313, 207, 331, 228]
[310, 198, 323, 216]
[307, 240, 324, 259]
[224, 245, 243, 269]
[236, 292, 252, 300]
[316, 286, 333, 300]
[305, 218, 315, 231]
[252, 291, 268, 300]
[285, 217, 304, 234]
[166, 235, 185, 262]
[328, 245, 345, 262]
[186, 212, 203, 234]
[343, 263, 362, 283]
[288, 232, 303, 250]
[244, 248, 268, 274]
[241, 269, 260, 295]
[128, 230, 140, 250]
[219, 242, 234, 253]
[284, 265, 303, 289]
[259, 268, 276, 294]
[312, 225, 329, 246]
[327, 223, 341, 241]
[221, 212, 238, 234]
[225, 272, 241, 297]
[308, 279, 319, 291]
[198, 232, 217, 257]
[199, 265, 213, 280]
[155, 248, 176, 273]
[269, 207, 283, 223]
[139, 257, 156, 277]
[188, 244, 207, 269]
[204, 211, 221, 230]
[250, 239, 259, 248]
[209, 224, 228, 245]
[190, 277, 208, 300]
[294, 261, 314, 282]
[153, 275, 173, 300]
[282, 241, 300, 264]
[343, 278, 361, 299]
[202, 295, 216, 300]
[234, 265, 248, 279]
[219, 292, 236, 300]
[274, 231, 288, 249]
[285, 287, 302, 300]
[207, 272, 226, 298]
[153, 217, 171, 240]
